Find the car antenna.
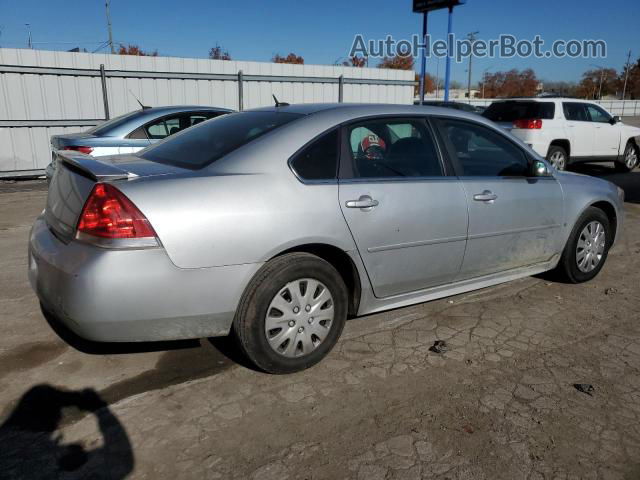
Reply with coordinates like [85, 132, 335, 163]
[129, 90, 150, 110]
[272, 94, 289, 107]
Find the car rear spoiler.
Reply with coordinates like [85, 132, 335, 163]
[55, 151, 138, 181]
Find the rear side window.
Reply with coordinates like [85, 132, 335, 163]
[483, 101, 555, 121]
[140, 111, 302, 169]
[563, 103, 589, 121]
[290, 130, 339, 181]
[344, 118, 443, 179]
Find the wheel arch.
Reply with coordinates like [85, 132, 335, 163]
[548, 139, 571, 158]
[273, 243, 362, 317]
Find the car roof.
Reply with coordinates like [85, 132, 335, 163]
[127, 105, 234, 122]
[490, 97, 594, 104]
[248, 102, 480, 119]
[244, 103, 500, 135]
[91, 105, 234, 137]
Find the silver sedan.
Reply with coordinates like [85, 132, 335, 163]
[29, 103, 624, 373]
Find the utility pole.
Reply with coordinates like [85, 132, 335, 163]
[481, 66, 492, 99]
[622, 50, 632, 101]
[598, 69, 605, 100]
[25, 24, 32, 49]
[105, 0, 115, 54]
[466, 31, 479, 103]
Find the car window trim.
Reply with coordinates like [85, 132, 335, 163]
[337, 114, 453, 181]
[432, 116, 536, 178]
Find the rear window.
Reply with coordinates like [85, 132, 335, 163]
[482, 101, 555, 122]
[85, 111, 141, 135]
[139, 111, 302, 169]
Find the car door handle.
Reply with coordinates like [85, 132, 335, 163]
[473, 190, 498, 202]
[345, 195, 379, 209]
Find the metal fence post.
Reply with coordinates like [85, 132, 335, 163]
[99, 64, 110, 120]
[237, 70, 244, 111]
[338, 75, 344, 103]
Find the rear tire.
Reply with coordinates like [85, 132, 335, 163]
[555, 207, 611, 283]
[546, 145, 568, 171]
[233, 252, 348, 374]
[615, 141, 639, 172]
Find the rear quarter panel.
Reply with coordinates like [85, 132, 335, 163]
[116, 134, 357, 269]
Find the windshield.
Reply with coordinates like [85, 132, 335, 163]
[85, 111, 142, 135]
[139, 111, 303, 169]
[483, 101, 555, 122]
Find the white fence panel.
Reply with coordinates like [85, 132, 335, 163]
[0, 48, 414, 176]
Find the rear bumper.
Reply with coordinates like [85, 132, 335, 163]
[28, 215, 262, 342]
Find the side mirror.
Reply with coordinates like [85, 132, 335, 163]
[530, 159, 551, 177]
[610, 115, 621, 125]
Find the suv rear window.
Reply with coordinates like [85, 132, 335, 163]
[140, 111, 302, 169]
[482, 101, 555, 122]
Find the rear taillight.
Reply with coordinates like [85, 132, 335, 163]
[513, 119, 543, 129]
[76, 183, 157, 246]
[63, 145, 94, 155]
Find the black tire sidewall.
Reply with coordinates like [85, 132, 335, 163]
[236, 254, 348, 374]
[560, 207, 611, 283]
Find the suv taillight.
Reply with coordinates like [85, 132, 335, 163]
[63, 145, 94, 155]
[513, 119, 543, 129]
[77, 183, 157, 242]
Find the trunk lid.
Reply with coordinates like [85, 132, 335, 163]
[50, 132, 97, 150]
[45, 151, 186, 243]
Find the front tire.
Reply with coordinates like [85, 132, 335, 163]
[615, 141, 639, 172]
[546, 145, 568, 171]
[555, 207, 611, 283]
[233, 252, 348, 374]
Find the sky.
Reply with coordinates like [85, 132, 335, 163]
[0, 0, 638, 84]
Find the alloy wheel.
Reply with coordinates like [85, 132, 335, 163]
[625, 145, 638, 170]
[549, 151, 566, 170]
[576, 221, 606, 273]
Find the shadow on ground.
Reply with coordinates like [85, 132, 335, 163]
[0, 385, 133, 480]
[40, 306, 258, 407]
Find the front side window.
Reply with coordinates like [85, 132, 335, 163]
[345, 118, 443, 179]
[586, 104, 612, 123]
[438, 119, 529, 177]
[290, 130, 339, 181]
[563, 103, 589, 122]
[140, 111, 302, 169]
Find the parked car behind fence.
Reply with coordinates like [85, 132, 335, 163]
[46, 105, 233, 178]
